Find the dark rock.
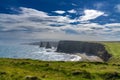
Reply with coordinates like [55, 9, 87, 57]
[39, 42, 44, 47]
[56, 40, 111, 61]
[46, 42, 52, 49]
[27, 41, 58, 48]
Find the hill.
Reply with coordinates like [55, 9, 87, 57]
[102, 42, 120, 64]
[0, 58, 120, 80]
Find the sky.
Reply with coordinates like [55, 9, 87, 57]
[0, 0, 120, 43]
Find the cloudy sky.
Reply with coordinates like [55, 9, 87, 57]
[0, 0, 120, 42]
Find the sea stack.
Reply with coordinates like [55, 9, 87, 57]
[46, 42, 52, 49]
[39, 42, 44, 47]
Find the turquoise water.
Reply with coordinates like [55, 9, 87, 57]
[0, 44, 40, 58]
[0, 44, 81, 61]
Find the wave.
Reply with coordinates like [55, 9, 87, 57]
[25, 48, 82, 61]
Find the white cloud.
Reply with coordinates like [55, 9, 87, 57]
[80, 9, 104, 21]
[53, 10, 65, 14]
[68, 9, 76, 13]
[0, 7, 75, 31]
[20, 7, 48, 17]
[104, 23, 120, 32]
[0, 7, 120, 41]
[105, 23, 120, 27]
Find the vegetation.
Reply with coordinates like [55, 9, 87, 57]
[0, 58, 120, 80]
[103, 42, 120, 57]
[0, 42, 120, 80]
[102, 42, 120, 64]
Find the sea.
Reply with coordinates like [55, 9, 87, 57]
[0, 44, 81, 61]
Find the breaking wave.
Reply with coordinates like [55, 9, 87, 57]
[25, 48, 82, 61]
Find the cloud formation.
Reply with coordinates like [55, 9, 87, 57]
[80, 9, 104, 21]
[53, 10, 66, 14]
[0, 7, 119, 41]
[68, 9, 76, 13]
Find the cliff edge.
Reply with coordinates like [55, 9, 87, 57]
[56, 41, 111, 61]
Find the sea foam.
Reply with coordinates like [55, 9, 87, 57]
[27, 48, 82, 61]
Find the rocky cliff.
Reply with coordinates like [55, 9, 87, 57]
[56, 41, 111, 61]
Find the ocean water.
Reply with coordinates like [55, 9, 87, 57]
[0, 44, 81, 61]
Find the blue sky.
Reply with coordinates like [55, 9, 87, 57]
[0, 0, 120, 42]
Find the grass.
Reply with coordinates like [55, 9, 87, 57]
[102, 42, 120, 63]
[103, 42, 120, 57]
[0, 58, 120, 80]
[0, 42, 120, 80]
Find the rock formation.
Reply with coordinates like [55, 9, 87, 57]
[46, 42, 52, 49]
[56, 40, 111, 61]
[39, 42, 44, 47]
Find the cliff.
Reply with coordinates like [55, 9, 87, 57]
[56, 41, 111, 61]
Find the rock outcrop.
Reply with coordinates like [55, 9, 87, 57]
[39, 42, 58, 48]
[56, 40, 111, 61]
[46, 42, 52, 49]
[28, 41, 58, 48]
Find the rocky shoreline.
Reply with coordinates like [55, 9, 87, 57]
[56, 40, 111, 62]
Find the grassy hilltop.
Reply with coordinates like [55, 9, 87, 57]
[102, 42, 120, 63]
[0, 42, 120, 80]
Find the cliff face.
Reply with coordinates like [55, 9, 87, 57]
[56, 41, 111, 61]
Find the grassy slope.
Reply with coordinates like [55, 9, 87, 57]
[1, 42, 120, 80]
[0, 58, 120, 80]
[102, 42, 120, 63]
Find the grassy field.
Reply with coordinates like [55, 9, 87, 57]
[0, 58, 120, 80]
[0, 42, 120, 80]
[103, 42, 120, 57]
[102, 42, 120, 63]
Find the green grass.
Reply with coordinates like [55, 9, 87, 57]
[0, 58, 120, 80]
[103, 42, 120, 57]
[102, 42, 120, 63]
